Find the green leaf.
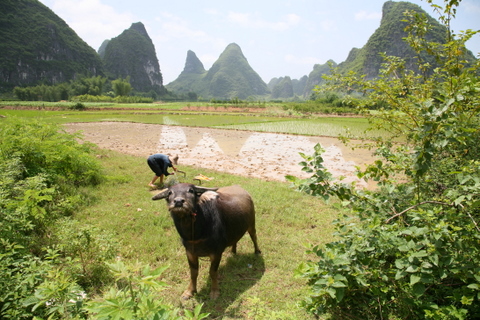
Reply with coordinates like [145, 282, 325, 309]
[410, 274, 421, 285]
[335, 287, 346, 302]
[395, 270, 407, 280]
[412, 283, 425, 297]
[411, 250, 428, 258]
[356, 276, 369, 287]
[395, 258, 409, 269]
[332, 281, 347, 288]
[406, 265, 419, 273]
[326, 287, 337, 299]
[467, 283, 480, 290]
[461, 295, 473, 305]
[428, 253, 439, 266]
[454, 195, 466, 206]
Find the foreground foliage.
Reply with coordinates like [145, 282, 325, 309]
[0, 119, 198, 319]
[0, 118, 103, 318]
[289, 1, 480, 319]
[86, 261, 210, 320]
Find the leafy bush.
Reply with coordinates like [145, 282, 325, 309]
[112, 77, 132, 97]
[70, 102, 86, 110]
[0, 118, 103, 188]
[113, 95, 153, 103]
[13, 76, 107, 102]
[23, 263, 88, 319]
[52, 219, 118, 290]
[0, 118, 105, 318]
[14, 84, 64, 102]
[71, 94, 114, 103]
[0, 118, 206, 319]
[289, 1, 480, 319]
[85, 261, 208, 320]
[0, 118, 103, 248]
[291, 145, 480, 319]
[71, 94, 153, 103]
[0, 240, 52, 319]
[282, 100, 361, 115]
[70, 76, 107, 97]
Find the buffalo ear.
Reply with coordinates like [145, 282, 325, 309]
[193, 186, 219, 195]
[152, 188, 170, 200]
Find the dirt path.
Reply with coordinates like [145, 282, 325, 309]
[65, 122, 375, 187]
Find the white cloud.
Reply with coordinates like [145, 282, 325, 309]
[46, 0, 136, 49]
[354, 10, 382, 21]
[159, 14, 208, 39]
[227, 12, 300, 31]
[154, 12, 227, 50]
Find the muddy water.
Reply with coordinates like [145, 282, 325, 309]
[65, 122, 376, 187]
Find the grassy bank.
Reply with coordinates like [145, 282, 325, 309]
[77, 147, 340, 319]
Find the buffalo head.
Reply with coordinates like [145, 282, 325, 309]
[152, 183, 218, 217]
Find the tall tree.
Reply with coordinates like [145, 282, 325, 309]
[112, 77, 132, 97]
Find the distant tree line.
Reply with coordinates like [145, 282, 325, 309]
[12, 76, 213, 103]
[12, 76, 163, 103]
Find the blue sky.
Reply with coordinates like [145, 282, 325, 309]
[38, 0, 480, 84]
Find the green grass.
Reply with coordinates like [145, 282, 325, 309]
[0, 108, 278, 123]
[217, 117, 384, 138]
[77, 148, 340, 319]
[0, 100, 271, 110]
[1, 107, 378, 138]
[0, 100, 196, 110]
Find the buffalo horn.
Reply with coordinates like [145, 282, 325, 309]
[152, 188, 170, 200]
[193, 186, 219, 194]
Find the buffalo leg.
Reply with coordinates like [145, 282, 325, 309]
[209, 253, 222, 299]
[182, 251, 199, 300]
[248, 226, 261, 254]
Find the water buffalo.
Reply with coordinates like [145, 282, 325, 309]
[152, 183, 261, 299]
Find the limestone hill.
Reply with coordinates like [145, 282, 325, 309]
[167, 43, 269, 100]
[101, 22, 164, 93]
[0, 0, 104, 92]
[336, 1, 475, 78]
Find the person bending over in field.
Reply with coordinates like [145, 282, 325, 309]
[147, 154, 178, 188]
